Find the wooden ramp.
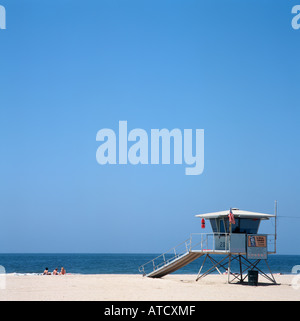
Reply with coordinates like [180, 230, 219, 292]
[146, 251, 203, 278]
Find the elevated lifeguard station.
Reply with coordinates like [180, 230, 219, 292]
[139, 206, 277, 284]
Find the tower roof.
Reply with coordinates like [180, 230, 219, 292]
[195, 208, 274, 220]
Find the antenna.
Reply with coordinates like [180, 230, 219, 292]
[274, 200, 277, 254]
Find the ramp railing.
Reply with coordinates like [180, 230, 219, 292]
[189, 233, 230, 252]
[138, 238, 192, 276]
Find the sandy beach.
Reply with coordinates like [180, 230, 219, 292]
[0, 274, 299, 301]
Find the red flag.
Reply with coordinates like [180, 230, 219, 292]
[228, 208, 235, 225]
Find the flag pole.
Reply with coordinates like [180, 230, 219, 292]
[274, 200, 277, 254]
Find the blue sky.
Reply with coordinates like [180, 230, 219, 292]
[0, 0, 299, 254]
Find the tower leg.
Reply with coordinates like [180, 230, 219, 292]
[227, 254, 231, 283]
[264, 259, 277, 284]
[239, 255, 243, 283]
[196, 254, 208, 281]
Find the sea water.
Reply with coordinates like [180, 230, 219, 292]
[0, 253, 299, 275]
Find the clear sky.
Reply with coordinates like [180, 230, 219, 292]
[0, 0, 299, 254]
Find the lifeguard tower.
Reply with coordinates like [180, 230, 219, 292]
[138, 206, 277, 284]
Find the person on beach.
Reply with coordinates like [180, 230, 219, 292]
[43, 267, 51, 275]
[59, 267, 66, 275]
[53, 268, 59, 275]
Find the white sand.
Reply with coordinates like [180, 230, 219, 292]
[0, 274, 299, 301]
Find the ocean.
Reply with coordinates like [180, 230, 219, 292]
[0, 253, 299, 275]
